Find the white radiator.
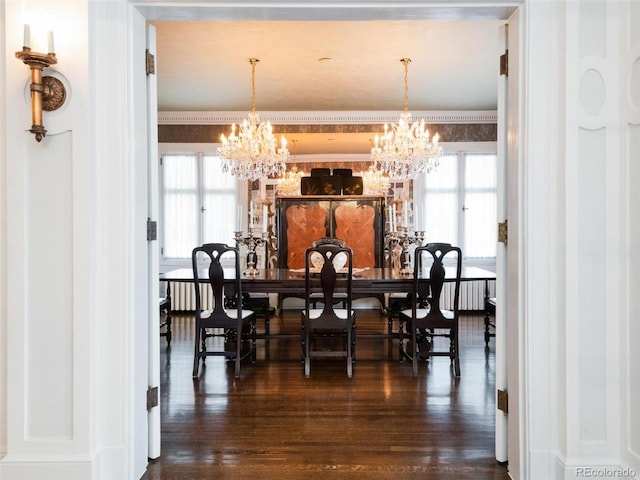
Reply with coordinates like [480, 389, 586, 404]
[168, 282, 214, 311]
[442, 279, 496, 311]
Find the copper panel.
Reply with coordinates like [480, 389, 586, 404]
[285, 204, 328, 269]
[334, 204, 376, 268]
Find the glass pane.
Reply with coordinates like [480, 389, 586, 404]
[163, 154, 197, 189]
[202, 154, 238, 245]
[162, 154, 198, 258]
[464, 154, 497, 258]
[465, 154, 497, 189]
[424, 192, 458, 245]
[464, 192, 497, 258]
[203, 155, 236, 191]
[423, 154, 458, 244]
[164, 193, 198, 258]
[425, 154, 458, 190]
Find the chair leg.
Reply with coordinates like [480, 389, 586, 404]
[304, 321, 311, 378]
[192, 326, 202, 378]
[251, 320, 257, 363]
[346, 321, 353, 378]
[453, 329, 461, 377]
[411, 321, 418, 377]
[235, 326, 242, 379]
[398, 318, 406, 362]
[165, 314, 172, 345]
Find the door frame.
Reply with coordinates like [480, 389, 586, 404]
[127, 2, 525, 477]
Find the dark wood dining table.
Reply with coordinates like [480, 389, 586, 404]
[159, 266, 496, 340]
[159, 266, 496, 295]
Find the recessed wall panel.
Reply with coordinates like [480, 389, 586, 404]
[629, 123, 640, 455]
[631, 0, 640, 48]
[26, 132, 73, 439]
[577, 127, 607, 443]
[579, 0, 606, 57]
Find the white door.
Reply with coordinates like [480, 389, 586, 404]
[146, 24, 161, 459]
[494, 8, 523, 474]
[495, 23, 509, 463]
[496, 9, 522, 466]
[505, 8, 522, 474]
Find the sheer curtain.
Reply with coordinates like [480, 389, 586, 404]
[161, 153, 238, 260]
[415, 151, 497, 262]
[202, 154, 237, 245]
[424, 154, 459, 245]
[463, 154, 497, 259]
[162, 154, 198, 258]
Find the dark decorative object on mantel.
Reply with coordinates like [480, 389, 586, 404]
[301, 175, 342, 195]
[301, 167, 362, 196]
[333, 168, 353, 178]
[310, 168, 331, 177]
[341, 176, 363, 195]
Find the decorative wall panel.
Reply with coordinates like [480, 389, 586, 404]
[26, 132, 73, 439]
[630, 123, 640, 457]
[577, 127, 607, 443]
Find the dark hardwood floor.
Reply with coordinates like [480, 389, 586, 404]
[143, 308, 509, 480]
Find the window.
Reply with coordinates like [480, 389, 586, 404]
[417, 152, 497, 262]
[161, 153, 238, 261]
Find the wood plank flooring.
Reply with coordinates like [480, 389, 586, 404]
[143, 308, 509, 480]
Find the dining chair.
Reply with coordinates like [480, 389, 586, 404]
[399, 243, 462, 376]
[159, 288, 172, 345]
[192, 243, 256, 379]
[301, 243, 356, 378]
[310, 237, 347, 309]
[484, 296, 496, 346]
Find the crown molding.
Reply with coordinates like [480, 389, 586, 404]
[158, 110, 498, 125]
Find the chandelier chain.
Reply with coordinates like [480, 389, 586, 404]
[249, 58, 257, 113]
[218, 57, 289, 181]
[402, 58, 410, 114]
[370, 57, 443, 180]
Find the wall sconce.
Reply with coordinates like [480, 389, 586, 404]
[15, 25, 66, 142]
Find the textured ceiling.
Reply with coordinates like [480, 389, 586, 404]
[152, 20, 503, 112]
[151, 18, 505, 154]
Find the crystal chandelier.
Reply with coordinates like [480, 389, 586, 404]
[362, 165, 391, 195]
[276, 166, 305, 196]
[371, 58, 443, 180]
[219, 58, 289, 181]
[276, 139, 305, 196]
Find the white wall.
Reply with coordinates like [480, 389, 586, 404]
[0, 0, 144, 479]
[1, 1, 638, 480]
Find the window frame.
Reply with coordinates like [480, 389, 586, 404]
[413, 142, 498, 269]
[158, 143, 243, 271]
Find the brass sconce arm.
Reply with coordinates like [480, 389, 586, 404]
[15, 47, 66, 142]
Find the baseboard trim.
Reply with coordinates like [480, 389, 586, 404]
[0, 447, 127, 480]
[556, 455, 638, 480]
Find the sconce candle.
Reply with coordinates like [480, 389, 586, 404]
[23, 24, 31, 48]
[47, 31, 54, 54]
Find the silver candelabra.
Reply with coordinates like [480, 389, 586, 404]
[385, 227, 425, 274]
[235, 230, 269, 276]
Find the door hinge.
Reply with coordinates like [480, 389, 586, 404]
[147, 386, 159, 410]
[498, 220, 508, 245]
[497, 389, 508, 414]
[147, 218, 158, 241]
[146, 49, 156, 75]
[500, 50, 508, 76]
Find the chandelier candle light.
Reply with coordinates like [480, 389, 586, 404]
[219, 58, 289, 181]
[371, 58, 443, 180]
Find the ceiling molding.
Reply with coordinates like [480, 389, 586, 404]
[158, 110, 498, 126]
